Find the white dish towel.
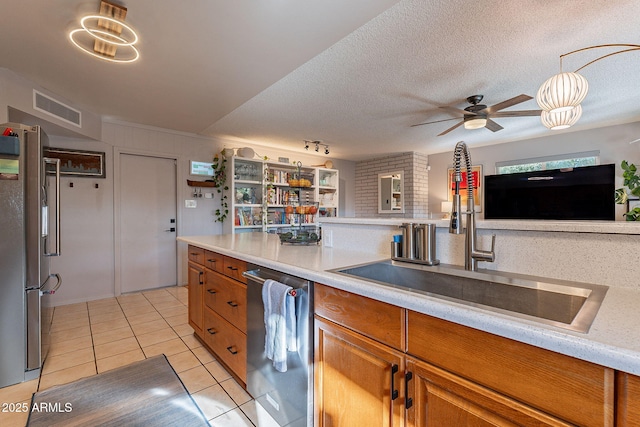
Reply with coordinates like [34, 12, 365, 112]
[262, 279, 297, 372]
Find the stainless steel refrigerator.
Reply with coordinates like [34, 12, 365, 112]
[0, 123, 62, 388]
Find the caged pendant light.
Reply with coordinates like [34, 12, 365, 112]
[537, 44, 640, 129]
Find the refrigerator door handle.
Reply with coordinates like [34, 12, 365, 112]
[43, 157, 61, 256]
[41, 273, 62, 295]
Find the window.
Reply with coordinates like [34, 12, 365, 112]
[495, 151, 599, 174]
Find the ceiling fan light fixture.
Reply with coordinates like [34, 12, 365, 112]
[463, 117, 487, 130]
[540, 104, 582, 130]
[536, 72, 588, 113]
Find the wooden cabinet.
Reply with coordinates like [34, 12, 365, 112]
[187, 245, 247, 385]
[617, 372, 640, 426]
[406, 357, 569, 426]
[314, 282, 616, 427]
[187, 258, 204, 336]
[203, 306, 247, 381]
[315, 316, 405, 427]
[204, 269, 247, 332]
[315, 283, 406, 427]
[407, 311, 614, 427]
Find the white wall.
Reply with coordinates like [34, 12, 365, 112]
[1, 70, 357, 305]
[427, 121, 640, 220]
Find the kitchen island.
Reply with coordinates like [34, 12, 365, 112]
[180, 232, 640, 425]
[178, 232, 640, 376]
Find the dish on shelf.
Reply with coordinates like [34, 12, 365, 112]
[287, 178, 312, 187]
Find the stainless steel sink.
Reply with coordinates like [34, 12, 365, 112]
[331, 260, 608, 333]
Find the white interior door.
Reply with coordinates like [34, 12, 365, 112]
[120, 154, 177, 293]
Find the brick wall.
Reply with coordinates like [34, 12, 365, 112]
[355, 152, 429, 218]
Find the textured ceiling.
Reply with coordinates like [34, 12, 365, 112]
[1, 0, 640, 160]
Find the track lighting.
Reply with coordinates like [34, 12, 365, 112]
[303, 140, 330, 155]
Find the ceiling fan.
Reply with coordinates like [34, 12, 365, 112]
[411, 94, 541, 136]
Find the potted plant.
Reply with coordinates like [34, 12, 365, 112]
[614, 160, 640, 221]
[211, 153, 229, 222]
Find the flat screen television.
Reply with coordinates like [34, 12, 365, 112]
[484, 164, 615, 221]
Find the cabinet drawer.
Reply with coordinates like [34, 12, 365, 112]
[223, 256, 248, 283]
[204, 250, 224, 273]
[187, 245, 205, 265]
[314, 283, 405, 351]
[407, 311, 614, 427]
[203, 307, 246, 383]
[204, 269, 247, 333]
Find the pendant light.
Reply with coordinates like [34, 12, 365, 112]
[540, 105, 582, 130]
[537, 44, 640, 129]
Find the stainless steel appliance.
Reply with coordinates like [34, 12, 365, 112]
[0, 123, 62, 388]
[244, 266, 313, 427]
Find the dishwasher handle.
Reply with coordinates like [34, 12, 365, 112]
[242, 269, 307, 297]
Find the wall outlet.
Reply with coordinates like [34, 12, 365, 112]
[204, 192, 213, 199]
[323, 230, 333, 247]
[185, 199, 197, 208]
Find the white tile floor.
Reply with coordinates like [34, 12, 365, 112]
[0, 286, 261, 427]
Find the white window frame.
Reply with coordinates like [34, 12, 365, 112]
[495, 151, 600, 175]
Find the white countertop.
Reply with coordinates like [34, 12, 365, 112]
[178, 232, 640, 375]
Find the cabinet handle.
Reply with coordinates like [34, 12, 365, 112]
[227, 301, 239, 307]
[405, 371, 413, 409]
[207, 259, 216, 263]
[198, 271, 204, 285]
[190, 252, 199, 257]
[391, 364, 399, 400]
[227, 346, 238, 355]
[207, 289, 217, 294]
[207, 328, 217, 335]
[227, 266, 238, 271]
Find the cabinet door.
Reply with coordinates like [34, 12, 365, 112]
[315, 316, 405, 427]
[406, 358, 571, 427]
[187, 261, 204, 336]
[617, 371, 640, 426]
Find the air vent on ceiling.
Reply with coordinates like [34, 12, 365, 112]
[33, 90, 82, 127]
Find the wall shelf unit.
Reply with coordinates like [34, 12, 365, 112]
[224, 157, 339, 235]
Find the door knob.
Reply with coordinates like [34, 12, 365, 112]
[164, 227, 176, 232]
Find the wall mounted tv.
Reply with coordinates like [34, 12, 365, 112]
[484, 164, 615, 221]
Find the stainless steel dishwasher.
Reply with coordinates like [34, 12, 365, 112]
[243, 265, 313, 427]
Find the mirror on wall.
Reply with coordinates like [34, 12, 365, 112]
[378, 171, 404, 213]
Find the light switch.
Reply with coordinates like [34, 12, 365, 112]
[185, 199, 197, 208]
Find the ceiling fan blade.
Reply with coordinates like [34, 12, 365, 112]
[485, 94, 533, 114]
[438, 121, 464, 136]
[439, 106, 477, 116]
[410, 117, 460, 127]
[490, 110, 542, 117]
[485, 119, 504, 132]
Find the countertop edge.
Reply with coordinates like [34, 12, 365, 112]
[178, 234, 640, 376]
[320, 217, 640, 235]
